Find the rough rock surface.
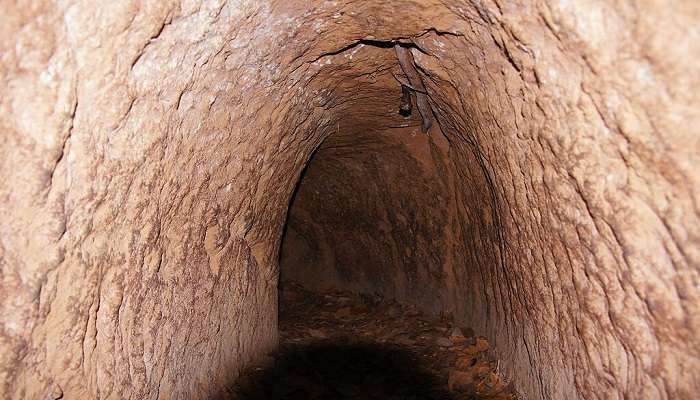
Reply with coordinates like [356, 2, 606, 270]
[1, 1, 698, 399]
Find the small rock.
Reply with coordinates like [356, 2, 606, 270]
[455, 355, 475, 369]
[450, 327, 469, 345]
[450, 327, 464, 338]
[307, 328, 327, 339]
[334, 307, 352, 318]
[475, 337, 489, 352]
[395, 335, 416, 346]
[448, 370, 474, 391]
[471, 360, 493, 376]
[436, 337, 453, 347]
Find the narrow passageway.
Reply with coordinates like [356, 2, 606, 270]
[2, 1, 697, 399]
[234, 283, 514, 399]
[246, 78, 517, 397]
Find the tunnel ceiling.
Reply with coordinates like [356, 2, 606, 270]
[1, 1, 699, 399]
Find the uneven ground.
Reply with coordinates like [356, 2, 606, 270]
[233, 283, 515, 400]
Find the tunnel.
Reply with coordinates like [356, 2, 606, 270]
[1, 1, 699, 399]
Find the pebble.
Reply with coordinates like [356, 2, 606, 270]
[450, 327, 464, 338]
[436, 337, 453, 347]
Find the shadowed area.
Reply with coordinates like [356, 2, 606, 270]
[230, 343, 453, 400]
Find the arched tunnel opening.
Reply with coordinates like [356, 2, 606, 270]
[279, 42, 462, 305]
[267, 64, 510, 397]
[1, 1, 698, 400]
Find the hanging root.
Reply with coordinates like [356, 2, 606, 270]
[394, 44, 434, 133]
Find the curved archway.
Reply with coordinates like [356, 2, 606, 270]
[1, 1, 697, 399]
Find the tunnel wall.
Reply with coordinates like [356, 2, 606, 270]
[1, 1, 698, 399]
[0, 1, 328, 398]
[424, 4, 700, 398]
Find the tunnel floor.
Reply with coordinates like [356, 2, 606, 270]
[232, 283, 516, 399]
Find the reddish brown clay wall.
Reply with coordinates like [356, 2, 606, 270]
[1, 1, 698, 399]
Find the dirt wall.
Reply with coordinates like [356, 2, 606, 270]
[1, 1, 698, 399]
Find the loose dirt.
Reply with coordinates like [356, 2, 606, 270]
[233, 283, 516, 399]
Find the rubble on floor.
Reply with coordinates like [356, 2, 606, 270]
[232, 283, 517, 399]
